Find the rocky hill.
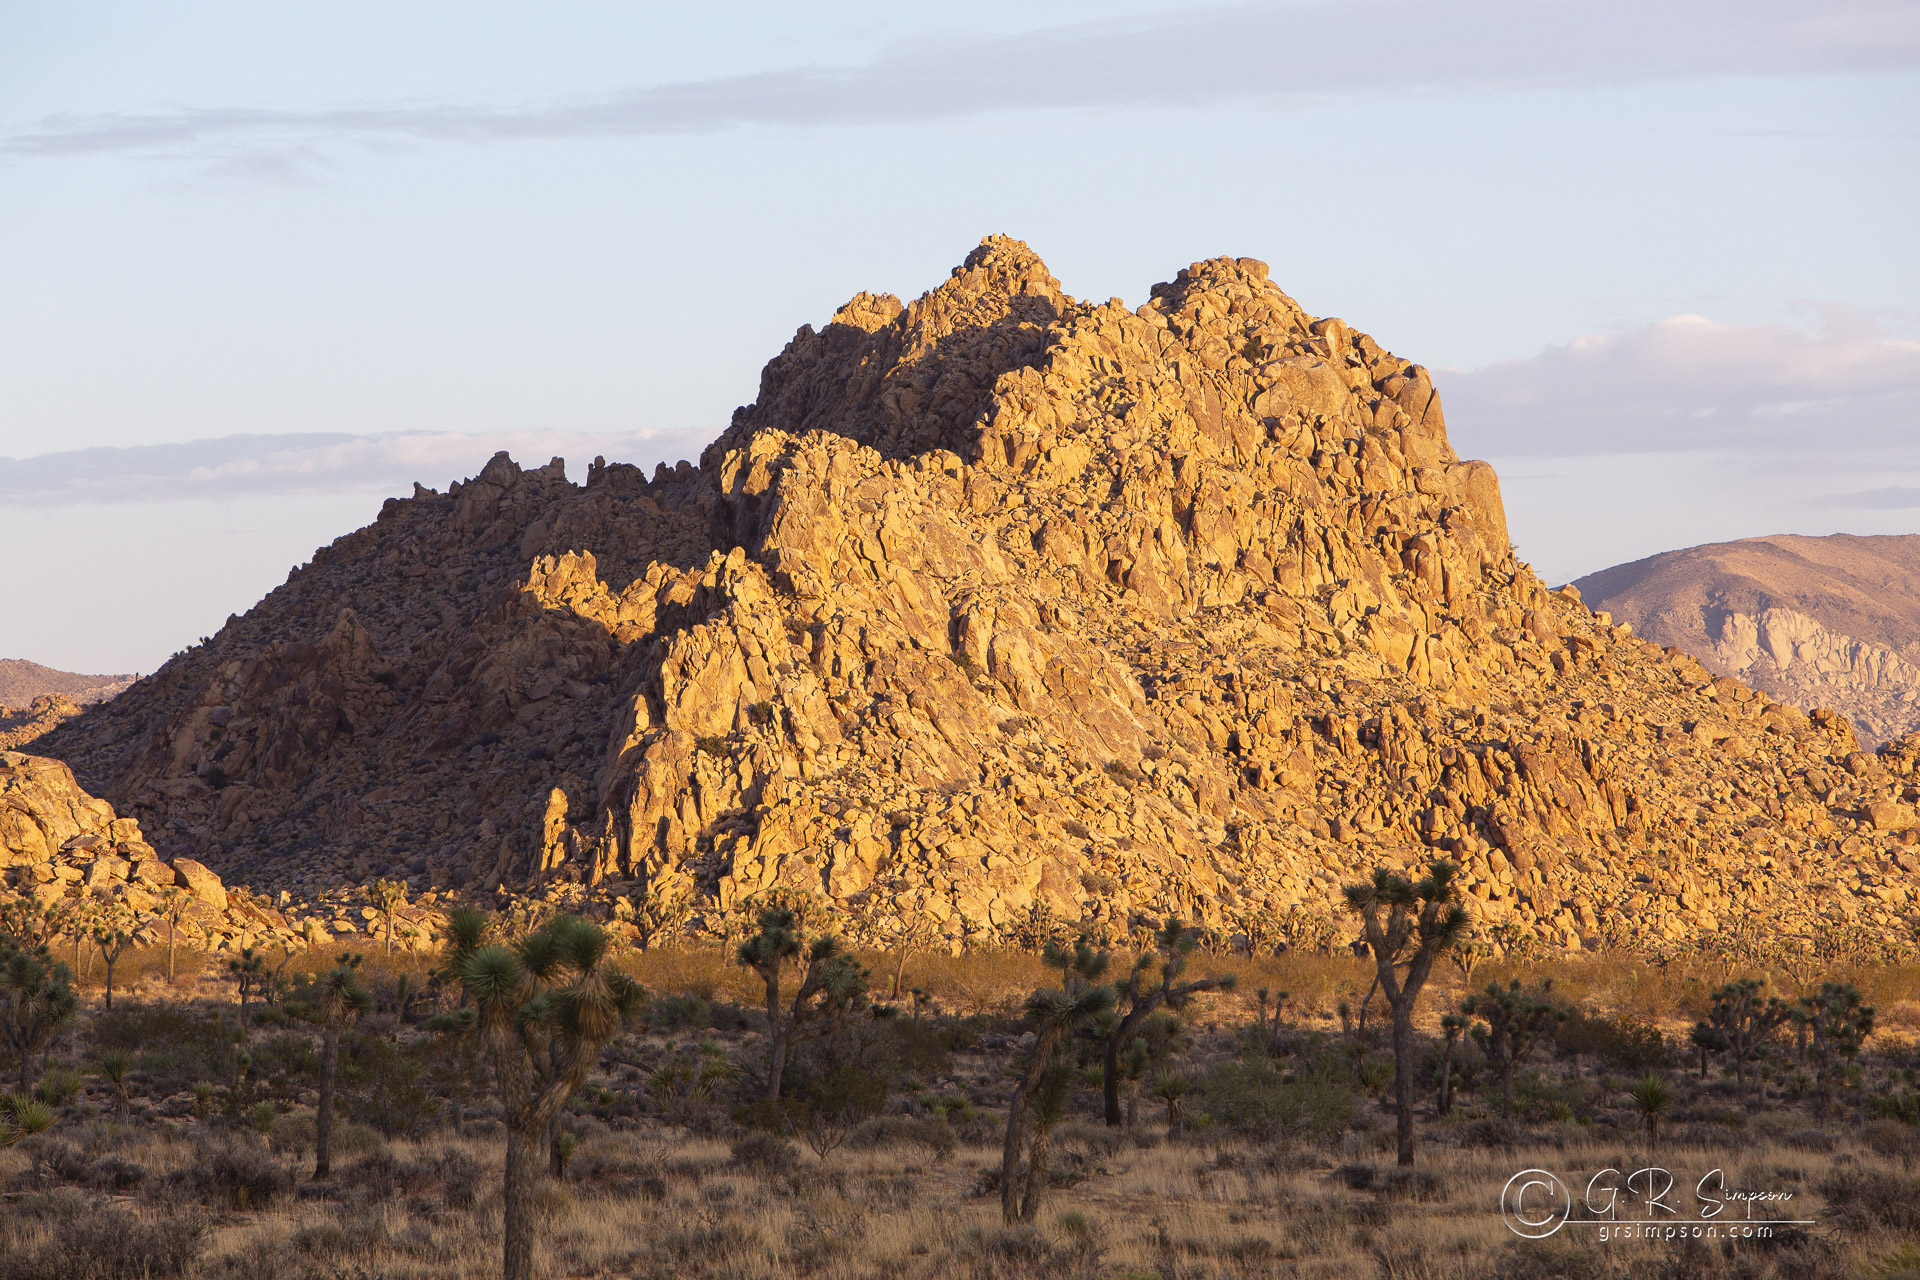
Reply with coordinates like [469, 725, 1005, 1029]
[1576, 535, 1920, 748]
[0, 659, 136, 751]
[34, 238, 1920, 954]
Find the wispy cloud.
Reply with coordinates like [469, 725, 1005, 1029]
[1443, 308, 1920, 457]
[0, 428, 717, 508]
[8, 0, 1917, 161]
[1836, 485, 1920, 509]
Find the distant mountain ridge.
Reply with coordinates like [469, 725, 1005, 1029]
[0, 657, 137, 708]
[0, 659, 136, 751]
[1575, 534, 1920, 746]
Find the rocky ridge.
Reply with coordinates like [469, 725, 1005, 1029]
[36, 238, 1920, 954]
[1577, 535, 1920, 748]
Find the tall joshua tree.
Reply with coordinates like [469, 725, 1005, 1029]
[735, 905, 871, 1101]
[158, 888, 189, 984]
[445, 907, 642, 1280]
[312, 955, 372, 1180]
[1001, 938, 1115, 1224]
[1100, 917, 1236, 1127]
[1343, 859, 1471, 1167]
[92, 902, 134, 1011]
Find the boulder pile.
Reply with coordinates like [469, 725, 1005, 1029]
[36, 239, 1920, 953]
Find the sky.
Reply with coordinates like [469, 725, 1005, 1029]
[2, 1, 1917, 673]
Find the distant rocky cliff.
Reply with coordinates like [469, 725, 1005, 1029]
[34, 239, 1920, 954]
[1577, 535, 1920, 747]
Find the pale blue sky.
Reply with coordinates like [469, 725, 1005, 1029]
[2, 2, 1917, 671]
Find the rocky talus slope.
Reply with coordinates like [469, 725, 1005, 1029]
[1577, 535, 1920, 748]
[36, 240, 1920, 953]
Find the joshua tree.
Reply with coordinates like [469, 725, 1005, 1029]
[92, 903, 134, 1010]
[1018, 1059, 1078, 1221]
[1437, 1012, 1467, 1116]
[1800, 981, 1874, 1103]
[1689, 1021, 1730, 1080]
[1707, 979, 1792, 1093]
[735, 906, 871, 1100]
[1343, 859, 1472, 1165]
[369, 878, 407, 956]
[312, 955, 372, 1180]
[1001, 937, 1115, 1224]
[1628, 1073, 1675, 1146]
[0, 938, 78, 1092]
[1463, 978, 1566, 1118]
[444, 907, 642, 1280]
[1100, 917, 1236, 1127]
[227, 947, 267, 1021]
[157, 888, 189, 983]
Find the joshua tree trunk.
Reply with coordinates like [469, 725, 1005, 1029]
[1438, 1039, 1456, 1116]
[103, 955, 118, 1010]
[1018, 1120, 1054, 1222]
[1000, 1027, 1058, 1225]
[314, 1027, 339, 1178]
[1391, 1005, 1417, 1162]
[766, 1026, 792, 1101]
[503, 1124, 537, 1280]
[167, 923, 177, 983]
[1500, 1066, 1516, 1118]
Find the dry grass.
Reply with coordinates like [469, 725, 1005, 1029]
[4, 1116, 1914, 1279]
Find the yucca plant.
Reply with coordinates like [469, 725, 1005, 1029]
[0, 1091, 54, 1146]
[444, 906, 642, 1280]
[1628, 1073, 1675, 1146]
[98, 1049, 134, 1119]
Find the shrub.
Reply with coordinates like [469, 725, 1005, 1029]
[1192, 1053, 1356, 1141]
[1553, 1009, 1667, 1073]
[336, 1035, 438, 1139]
[0, 1202, 206, 1280]
[176, 1131, 294, 1210]
[649, 993, 712, 1029]
[729, 1132, 799, 1175]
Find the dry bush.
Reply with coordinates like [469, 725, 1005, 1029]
[0, 1191, 205, 1280]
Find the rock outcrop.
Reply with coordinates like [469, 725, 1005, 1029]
[34, 239, 1920, 953]
[1577, 535, 1920, 748]
[0, 751, 304, 952]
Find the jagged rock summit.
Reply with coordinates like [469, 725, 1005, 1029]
[37, 237, 1920, 953]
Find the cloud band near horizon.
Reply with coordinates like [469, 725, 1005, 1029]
[3, 307, 1914, 508]
[8, 0, 1919, 160]
[0, 428, 718, 508]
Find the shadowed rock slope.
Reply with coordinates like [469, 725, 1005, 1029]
[1577, 534, 1920, 748]
[0, 660, 136, 751]
[37, 239, 1920, 953]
